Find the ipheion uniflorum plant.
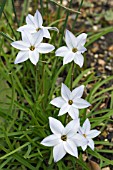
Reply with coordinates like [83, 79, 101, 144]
[11, 9, 101, 163]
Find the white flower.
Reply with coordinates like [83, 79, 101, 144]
[11, 30, 55, 65]
[17, 10, 58, 39]
[50, 83, 91, 119]
[55, 29, 87, 67]
[78, 118, 101, 151]
[41, 117, 86, 162]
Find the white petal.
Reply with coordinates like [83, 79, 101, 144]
[81, 144, 87, 151]
[65, 30, 77, 49]
[63, 139, 78, 158]
[11, 41, 29, 50]
[14, 51, 29, 64]
[78, 127, 85, 135]
[46, 26, 59, 32]
[71, 85, 84, 99]
[26, 14, 35, 26]
[74, 53, 84, 68]
[55, 46, 69, 57]
[77, 45, 87, 53]
[37, 43, 55, 53]
[41, 134, 61, 146]
[29, 50, 39, 65]
[87, 130, 101, 138]
[63, 52, 74, 65]
[32, 30, 43, 46]
[50, 97, 65, 108]
[42, 28, 51, 39]
[58, 103, 70, 116]
[88, 138, 94, 150]
[49, 117, 64, 134]
[73, 98, 91, 109]
[21, 31, 33, 45]
[61, 83, 71, 101]
[68, 107, 79, 119]
[17, 25, 35, 33]
[53, 143, 66, 162]
[83, 118, 91, 133]
[34, 10, 43, 28]
[72, 134, 87, 147]
[63, 119, 80, 137]
[77, 33, 87, 46]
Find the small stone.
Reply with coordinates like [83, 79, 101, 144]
[102, 167, 110, 170]
[98, 59, 105, 66]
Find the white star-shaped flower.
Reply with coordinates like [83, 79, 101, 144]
[11, 30, 55, 65]
[78, 118, 101, 151]
[50, 83, 91, 119]
[55, 29, 87, 67]
[18, 10, 58, 39]
[41, 117, 87, 162]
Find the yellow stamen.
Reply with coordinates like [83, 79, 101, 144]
[68, 100, 73, 105]
[30, 46, 35, 51]
[72, 48, 77, 53]
[61, 135, 67, 141]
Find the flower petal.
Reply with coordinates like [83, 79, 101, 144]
[32, 30, 43, 46]
[77, 33, 87, 46]
[77, 45, 87, 53]
[58, 103, 70, 116]
[26, 14, 35, 26]
[29, 50, 39, 65]
[83, 118, 91, 133]
[55, 46, 69, 57]
[14, 51, 29, 64]
[41, 134, 61, 146]
[42, 28, 51, 39]
[53, 142, 66, 162]
[46, 26, 59, 32]
[87, 130, 101, 138]
[68, 107, 79, 119]
[61, 83, 71, 101]
[63, 139, 78, 158]
[49, 117, 64, 134]
[73, 98, 91, 109]
[71, 85, 84, 99]
[65, 30, 77, 49]
[50, 97, 65, 108]
[17, 25, 35, 33]
[63, 119, 80, 137]
[88, 138, 94, 150]
[11, 41, 29, 50]
[81, 144, 87, 151]
[21, 31, 33, 45]
[78, 127, 85, 135]
[63, 52, 74, 65]
[74, 53, 84, 68]
[37, 43, 55, 53]
[34, 10, 43, 28]
[72, 133, 87, 147]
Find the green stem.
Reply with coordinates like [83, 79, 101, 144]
[71, 62, 75, 91]
[35, 65, 38, 101]
[59, 0, 73, 46]
[3, 12, 17, 40]
[11, 0, 19, 27]
[72, 0, 84, 31]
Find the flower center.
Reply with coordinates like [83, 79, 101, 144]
[30, 46, 35, 51]
[72, 48, 77, 53]
[61, 135, 67, 141]
[68, 100, 73, 105]
[83, 134, 87, 138]
[36, 28, 41, 32]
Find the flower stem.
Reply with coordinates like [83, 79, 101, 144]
[71, 61, 75, 91]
